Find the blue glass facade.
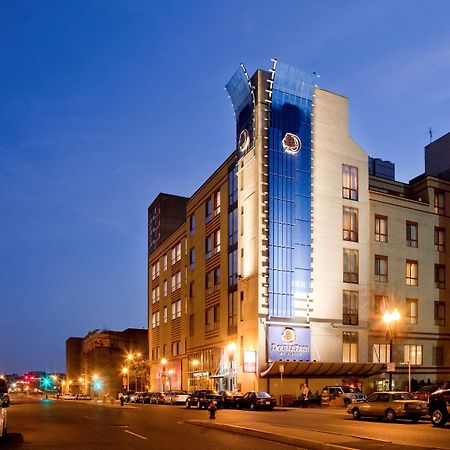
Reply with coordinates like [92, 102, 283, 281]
[268, 63, 316, 318]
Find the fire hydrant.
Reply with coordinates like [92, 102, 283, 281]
[208, 400, 217, 420]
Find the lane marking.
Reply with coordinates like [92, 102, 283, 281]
[124, 430, 148, 440]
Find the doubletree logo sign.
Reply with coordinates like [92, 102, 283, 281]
[282, 133, 301, 154]
[238, 129, 250, 153]
[281, 327, 296, 343]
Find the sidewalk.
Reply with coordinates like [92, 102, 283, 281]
[186, 417, 434, 450]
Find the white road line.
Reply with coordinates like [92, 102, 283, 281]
[124, 430, 148, 440]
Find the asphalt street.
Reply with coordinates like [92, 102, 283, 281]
[2, 395, 450, 450]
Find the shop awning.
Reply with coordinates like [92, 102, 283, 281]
[261, 361, 385, 378]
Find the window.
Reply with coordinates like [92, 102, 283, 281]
[228, 249, 238, 286]
[189, 248, 195, 270]
[214, 267, 220, 291]
[435, 264, 446, 289]
[406, 221, 418, 248]
[343, 249, 359, 283]
[163, 306, 168, 323]
[375, 215, 388, 242]
[171, 271, 181, 291]
[151, 286, 160, 304]
[189, 215, 195, 236]
[342, 165, 358, 200]
[214, 229, 221, 254]
[214, 190, 221, 216]
[189, 281, 194, 299]
[435, 227, 445, 252]
[434, 190, 445, 215]
[342, 331, 358, 362]
[433, 347, 444, 366]
[228, 291, 238, 331]
[163, 254, 168, 271]
[343, 290, 358, 325]
[172, 341, 181, 356]
[240, 291, 244, 322]
[375, 255, 388, 282]
[189, 314, 195, 337]
[205, 305, 220, 332]
[205, 198, 212, 223]
[205, 270, 213, 295]
[152, 311, 160, 328]
[171, 299, 181, 319]
[404, 344, 423, 365]
[372, 344, 390, 363]
[374, 295, 388, 317]
[151, 261, 160, 280]
[343, 207, 358, 242]
[434, 301, 445, 326]
[151, 347, 160, 360]
[228, 208, 238, 247]
[406, 298, 418, 324]
[406, 260, 418, 286]
[163, 279, 168, 297]
[205, 236, 212, 260]
[171, 242, 181, 264]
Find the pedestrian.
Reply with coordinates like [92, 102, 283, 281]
[301, 383, 309, 408]
[119, 392, 124, 407]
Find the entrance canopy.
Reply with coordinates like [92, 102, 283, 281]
[261, 361, 385, 378]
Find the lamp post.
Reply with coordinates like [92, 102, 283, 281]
[227, 343, 236, 391]
[122, 367, 129, 391]
[161, 358, 167, 392]
[383, 308, 400, 391]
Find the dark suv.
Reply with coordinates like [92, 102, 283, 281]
[186, 390, 222, 409]
[429, 388, 450, 427]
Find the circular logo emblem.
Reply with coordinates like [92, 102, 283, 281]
[238, 129, 250, 153]
[281, 327, 296, 343]
[282, 133, 301, 154]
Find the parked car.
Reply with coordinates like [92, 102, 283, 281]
[428, 387, 450, 427]
[164, 391, 189, 405]
[150, 392, 166, 404]
[61, 393, 77, 400]
[122, 391, 135, 403]
[347, 391, 427, 422]
[322, 386, 365, 405]
[129, 392, 146, 403]
[0, 379, 9, 407]
[236, 391, 276, 410]
[76, 394, 91, 400]
[219, 390, 242, 408]
[185, 390, 222, 409]
[412, 384, 440, 402]
[141, 392, 152, 404]
[1, 394, 8, 441]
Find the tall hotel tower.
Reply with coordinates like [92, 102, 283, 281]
[147, 61, 450, 397]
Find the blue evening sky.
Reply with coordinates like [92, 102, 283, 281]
[1, 0, 450, 374]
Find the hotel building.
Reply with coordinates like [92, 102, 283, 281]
[147, 61, 450, 397]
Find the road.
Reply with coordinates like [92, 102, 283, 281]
[2, 395, 450, 449]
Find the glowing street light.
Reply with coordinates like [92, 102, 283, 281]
[227, 343, 237, 390]
[383, 308, 400, 390]
[161, 358, 167, 392]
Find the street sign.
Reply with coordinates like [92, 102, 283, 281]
[387, 362, 395, 372]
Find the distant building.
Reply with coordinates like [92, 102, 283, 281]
[66, 328, 148, 397]
[147, 60, 450, 399]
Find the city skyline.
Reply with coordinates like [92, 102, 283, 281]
[2, 0, 450, 374]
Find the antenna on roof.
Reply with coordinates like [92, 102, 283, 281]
[428, 126, 433, 144]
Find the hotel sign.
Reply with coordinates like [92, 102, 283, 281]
[243, 351, 257, 373]
[268, 325, 310, 362]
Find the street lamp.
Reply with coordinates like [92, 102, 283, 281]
[383, 308, 400, 390]
[122, 367, 129, 391]
[161, 358, 167, 392]
[227, 343, 236, 391]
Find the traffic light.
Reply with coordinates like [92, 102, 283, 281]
[41, 376, 52, 390]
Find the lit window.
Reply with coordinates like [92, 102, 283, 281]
[171, 299, 181, 319]
[404, 344, 423, 365]
[435, 264, 446, 289]
[375, 255, 388, 283]
[163, 254, 168, 271]
[372, 344, 390, 363]
[163, 280, 168, 297]
[163, 306, 168, 324]
[343, 249, 359, 283]
[205, 305, 220, 332]
[406, 298, 418, 324]
[343, 290, 358, 325]
[343, 207, 358, 242]
[342, 332, 358, 362]
[434, 190, 445, 215]
[171, 242, 181, 264]
[214, 190, 221, 216]
[406, 221, 418, 248]
[434, 301, 445, 326]
[152, 311, 160, 328]
[406, 260, 418, 286]
[435, 227, 446, 252]
[214, 229, 221, 254]
[152, 286, 160, 304]
[342, 165, 358, 200]
[375, 215, 388, 242]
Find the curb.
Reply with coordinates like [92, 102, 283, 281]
[186, 420, 354, 450]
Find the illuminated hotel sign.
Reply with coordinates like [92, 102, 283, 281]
[282, 133, 301, 154]
[243, 351, 257, 373]
[268, 325, 310, 362]
[238, 129, 250, 153]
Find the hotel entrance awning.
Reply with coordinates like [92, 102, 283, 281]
[261, 361, 385, 378]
